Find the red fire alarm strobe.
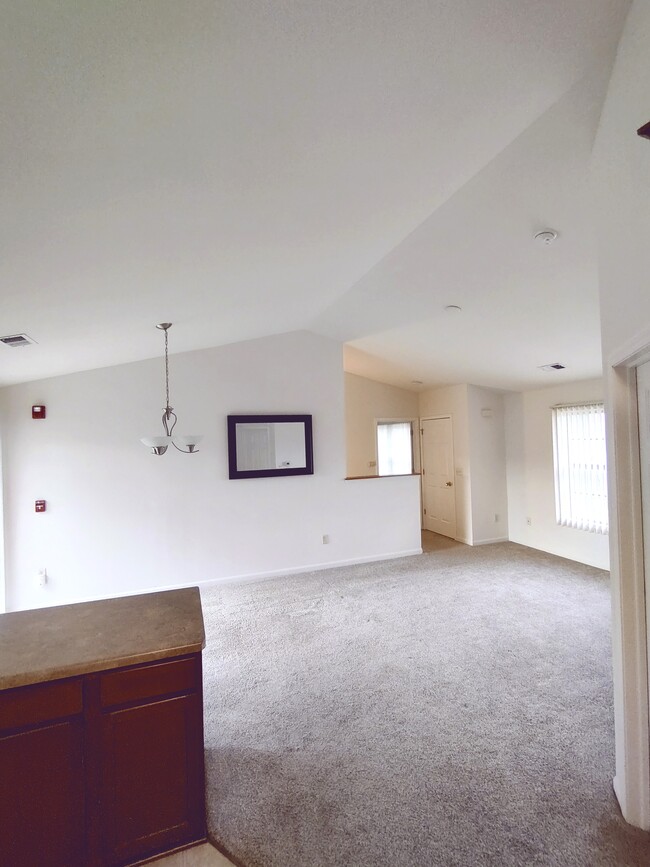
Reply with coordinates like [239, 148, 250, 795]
[32, 405, 46, 419]
[35, 500, 46, 512]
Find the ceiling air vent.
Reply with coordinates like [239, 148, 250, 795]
[539, 362, 566, 372]
[0, 333, 36, 348]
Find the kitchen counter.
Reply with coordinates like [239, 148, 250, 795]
[0, 586, 205, 690]
[0, 586, 207, 866]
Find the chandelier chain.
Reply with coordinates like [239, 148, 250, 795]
[164, 326, 170, 411]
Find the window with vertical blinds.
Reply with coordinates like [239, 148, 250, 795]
[552, 403, 608, 534]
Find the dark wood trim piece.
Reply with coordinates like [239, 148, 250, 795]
[131, 838, 209, 865]
[345, 472, 421, 480]
[84, 674, 104, 867]
[193, 653, 207, 842]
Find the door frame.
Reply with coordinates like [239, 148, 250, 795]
[419, 415, 456, 536]
[607, 326, 650, 829]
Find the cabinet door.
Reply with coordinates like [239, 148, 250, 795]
[0, 718, 85, 867]
[99, 692, 204, 865]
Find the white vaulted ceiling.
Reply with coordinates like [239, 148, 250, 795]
[0, 0, 631, 388]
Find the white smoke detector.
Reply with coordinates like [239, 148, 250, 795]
[534, 229, 558, 246]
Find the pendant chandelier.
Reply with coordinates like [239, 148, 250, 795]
[140, 323, 202, 455]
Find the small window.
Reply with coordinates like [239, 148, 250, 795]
[552, 403, 608, 534]
[377, 421, 413, 476]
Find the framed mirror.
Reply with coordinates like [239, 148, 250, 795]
[227, 414, 314, 479]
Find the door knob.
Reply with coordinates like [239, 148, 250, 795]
[446, 481, 453, 487]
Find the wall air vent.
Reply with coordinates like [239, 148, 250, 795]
[539, 362, 566, 372]
[0, 333, 36, 348]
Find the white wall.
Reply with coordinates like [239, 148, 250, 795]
[467, 386, 509, 545]
[0, 428, 5, 613]
[504, 379, 609, 570]
[346, 377, 508, 546]
[345, 373, 419, 477]
[0, 331, 422, 612]
[418, 384, 472, 543]
[593, 0, 650, 829]
[594, 7, 650, 363]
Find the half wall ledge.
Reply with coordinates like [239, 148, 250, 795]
[345, 473, 421, 480]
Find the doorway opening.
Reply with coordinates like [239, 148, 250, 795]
[420, 416, 457, 539]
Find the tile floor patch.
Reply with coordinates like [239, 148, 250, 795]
[154, 842, 235, 866]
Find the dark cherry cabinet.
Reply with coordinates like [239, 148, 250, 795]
[1, 715, 85, 866]
[95, 657, 206, 865]
[0, 653, 206, 867]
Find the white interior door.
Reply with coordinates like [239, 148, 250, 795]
[420, 417, 456, 538]
[637, 361, 650, 699]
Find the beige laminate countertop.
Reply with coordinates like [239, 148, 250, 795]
[0, 587, 205, 690]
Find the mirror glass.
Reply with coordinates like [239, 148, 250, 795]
[236, 422, 307, 471]
[228, 415, 313, 479]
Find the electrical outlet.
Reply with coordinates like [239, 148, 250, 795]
[526, 517, 532, 526]
[322, 534, 330, 544]
[37, 569, 47, 588]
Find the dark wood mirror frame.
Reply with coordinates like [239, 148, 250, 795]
[227, 414, 314, 479]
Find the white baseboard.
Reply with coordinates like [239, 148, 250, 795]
[469, 536, 509, 547]
[613, 772, 650, 832]
[42, 548, 424, 609]
[200, 548, 424, 589]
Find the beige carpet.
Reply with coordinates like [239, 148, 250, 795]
[201, 536, 650, 866]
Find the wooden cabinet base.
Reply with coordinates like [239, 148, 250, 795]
[0, 654, 206, 867]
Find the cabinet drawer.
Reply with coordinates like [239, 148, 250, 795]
[99, 656, 198, 709]
[0, 678, 83, 732]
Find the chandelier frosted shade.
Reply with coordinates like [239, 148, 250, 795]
[140, 436, 171, 455]
[141, 323, 202, 456]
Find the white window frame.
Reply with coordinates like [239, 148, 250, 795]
[552, 402, 608, 534]
[375, 418, 417, 476]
